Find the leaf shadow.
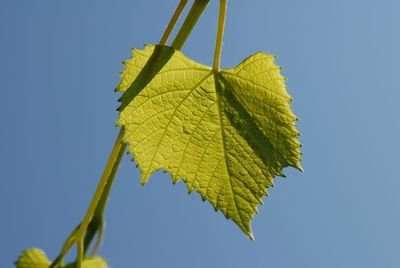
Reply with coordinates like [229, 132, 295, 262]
[216, 74, 286, 178]
[117, 45, 175, 112]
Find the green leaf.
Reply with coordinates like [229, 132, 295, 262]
[116, 45, 302, 238]
[15, 248, 109, 268]
[15, 248, 51, 268]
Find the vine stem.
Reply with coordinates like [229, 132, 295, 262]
[159, 0, 189, 46]
[213, 0, 227, 71]
[75, 128, 127, 268]
[50, 1, 210, 267]
[77, 129, 126, 239]
[171, 0, 210, 50]
[50, 129, 127, 268]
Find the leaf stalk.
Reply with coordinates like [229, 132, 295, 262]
[213, 0, 227, 71]
[171, 0, 210, 50]
[159, 0, 189, 46]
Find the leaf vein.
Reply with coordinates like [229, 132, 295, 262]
[176, 101, 217, 177]
[144, 73, 213, 176]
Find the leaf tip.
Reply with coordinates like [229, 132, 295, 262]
[141, 176, 149, 187]
[247, 231, 255, 241]
[295, 163, 304, 172]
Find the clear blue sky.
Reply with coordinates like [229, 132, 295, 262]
[1, 0, 399, 267]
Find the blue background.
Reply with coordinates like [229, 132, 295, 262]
[1, 0, 399, 267]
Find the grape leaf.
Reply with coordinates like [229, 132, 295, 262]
[15, 248, 109, 268]
[116, 45, 302, 238]
[15, 248, 51, 268]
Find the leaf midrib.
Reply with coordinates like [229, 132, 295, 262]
[213, 72, 247, 230]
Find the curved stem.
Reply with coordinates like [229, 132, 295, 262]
[50, 129, 126, 268]
[89, 219, 104, 256]
[49, 227, 78, 268]
[159, 0, 189, 46]
[83, 127, 127, 255]
[76, 129, 126, 240]
[213, 0, 227, 71]
[171, 0, 210, 50]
